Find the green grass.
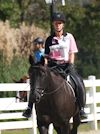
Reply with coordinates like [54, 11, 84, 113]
[2, 123, 100, 134]
[97, 87, 100, 92]
[2, 118, 100, 134]
[2, 129, 29, 134]
[78, 123, 92, 132]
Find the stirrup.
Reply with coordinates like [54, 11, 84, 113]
[80, 109, 87, 119]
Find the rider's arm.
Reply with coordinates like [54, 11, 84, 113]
[68, 33, 78, 64]
[68, 53, 75, 64]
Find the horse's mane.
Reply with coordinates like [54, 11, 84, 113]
[48, 66, 67, 80]
[49, 67, 61, 76]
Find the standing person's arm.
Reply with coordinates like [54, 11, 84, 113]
[44, 58, 48, 65]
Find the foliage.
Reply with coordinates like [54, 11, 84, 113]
[0, 21, 48, 63]
[75, 2, 100, 78]
[0, 0, 20, 27]
[0, 54, 29, 97]
[0, 0, 99, 80]
[0, 0, 50, 28]
[0, 54, 29, 83]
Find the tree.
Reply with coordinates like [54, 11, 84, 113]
[0, 0, 20, 26]
[75, 1, 100, 78]
[0, 0, 99, 79]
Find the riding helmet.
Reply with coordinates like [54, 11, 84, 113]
[52, 12, 65, 23]
[33, 37, 44, 45]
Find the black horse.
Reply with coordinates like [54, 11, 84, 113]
[28, 61, 81, 134]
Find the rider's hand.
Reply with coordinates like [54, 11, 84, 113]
[67, 63, 75, 72]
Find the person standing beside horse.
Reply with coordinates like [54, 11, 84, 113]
[23, 37, 44, 118]
[44, 12, 87, 119]
[29, 37, 45, 64]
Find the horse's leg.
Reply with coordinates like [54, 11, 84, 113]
[53, 125, 61, 134]
[53, 121, 70, 134]
[61, 122, 70, 134]
[71, 112, 81, 134]
[37, 121, 49, 134]
[38, 125, 49, 134]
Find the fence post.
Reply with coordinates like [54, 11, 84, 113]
[88, 75, 97, 130]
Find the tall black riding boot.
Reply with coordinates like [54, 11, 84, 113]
[67, 64, 87, 119]
[76, 74, 87, 119]
[76, 97, 87, 119]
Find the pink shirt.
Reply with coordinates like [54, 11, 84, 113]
[49, 33, 78, 61]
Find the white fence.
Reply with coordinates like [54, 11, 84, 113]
[0, 75, 100, 134]
[0, 83, 36, 134]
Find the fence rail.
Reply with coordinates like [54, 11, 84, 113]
[0, 75, 100, 134]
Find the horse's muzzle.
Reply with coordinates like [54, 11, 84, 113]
[31, 89, 43, 103]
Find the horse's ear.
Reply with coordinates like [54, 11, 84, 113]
[29, 55, 35, 65]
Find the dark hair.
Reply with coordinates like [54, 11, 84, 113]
[33, 37, 44, 45]
[52, 12, 65, 23]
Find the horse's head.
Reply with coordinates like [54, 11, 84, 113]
[28, 62, 48, 103]
[29, 65, 48, 103]
[28, 55, 64, 103]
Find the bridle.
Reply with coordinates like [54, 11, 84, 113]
[42, 80, 65, 95]
[30, 65, 66, 96]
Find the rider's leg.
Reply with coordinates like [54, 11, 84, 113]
[22, 94, 33, 118]
[66, 64, 87, 119]
[22, 102, 33, 118]
[76, 75, 87, 119]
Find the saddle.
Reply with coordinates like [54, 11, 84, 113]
[54, 66, 86, 109]
[52, 66, 77, 93]
[48, 59, 86, 109]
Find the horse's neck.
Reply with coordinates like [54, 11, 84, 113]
[48, 71, 64, 89]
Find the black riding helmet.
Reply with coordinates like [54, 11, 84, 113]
[33, 37, 44, 45]
[52, 12, 65, 23]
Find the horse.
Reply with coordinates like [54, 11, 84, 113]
[28, 59, 81, 134]
[13, 75, 29, 102]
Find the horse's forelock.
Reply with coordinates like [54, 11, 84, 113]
[28, 64, 47, 75]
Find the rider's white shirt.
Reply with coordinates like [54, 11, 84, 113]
[49, 33, 78, 61]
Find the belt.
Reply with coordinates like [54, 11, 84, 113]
[54, 60, 68, 64]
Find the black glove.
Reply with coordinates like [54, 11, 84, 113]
[66, 63, 76, 74]
[68, 63, 74, 70]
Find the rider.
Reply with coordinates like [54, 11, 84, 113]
[44, 12, 87, 119]
[22, 37, 44, 118]
[23, 13, 86, 119]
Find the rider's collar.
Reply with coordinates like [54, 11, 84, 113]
[52, 32, 67, 37]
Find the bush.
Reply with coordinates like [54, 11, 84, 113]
[0, 55, 29, 83]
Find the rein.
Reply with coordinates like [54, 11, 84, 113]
[43, 80, 65, 95]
